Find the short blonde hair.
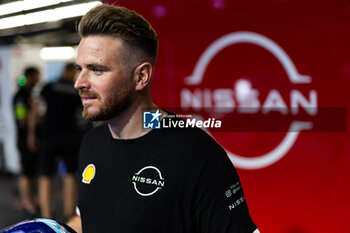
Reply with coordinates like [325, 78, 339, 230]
[78, 4, 158, 65]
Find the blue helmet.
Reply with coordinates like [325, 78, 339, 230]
[0, 218, 75, 233]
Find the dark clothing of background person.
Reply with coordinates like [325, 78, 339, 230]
[14, 87, 37, 177]
[13, 67, 40, 218]
[28, 63, 91, 220]
[37, 78, 87, 176]
[40, 79, 86, 137]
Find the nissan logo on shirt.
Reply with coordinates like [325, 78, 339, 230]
[132, 166, 165, 196]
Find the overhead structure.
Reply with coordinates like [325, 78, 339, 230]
[0, 0, 102, 45]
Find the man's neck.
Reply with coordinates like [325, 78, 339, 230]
[107, 100, 157, 140]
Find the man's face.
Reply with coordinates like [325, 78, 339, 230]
[75, 35, 135, 121]
[27, 72, 40, 87]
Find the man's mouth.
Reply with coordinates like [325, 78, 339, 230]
[81, 95, 97, 100]
[79, 92, 98, 104]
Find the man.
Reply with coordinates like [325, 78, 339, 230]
[28, 63, 88, 221]
[69, 4, 259, 233]
[13, 67, 40, 217]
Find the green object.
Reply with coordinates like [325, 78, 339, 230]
[15, 103, 28, 120]
[17, 75, 27, 86]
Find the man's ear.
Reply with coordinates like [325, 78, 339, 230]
[134, 62, 153, 91]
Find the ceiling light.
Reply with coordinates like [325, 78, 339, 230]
[23, 0, 74, 12]
[0, 1, 101, 30]
[0, 0, 74, 17]
[40, 46, 75, 60]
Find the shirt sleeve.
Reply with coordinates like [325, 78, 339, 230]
[193, 145, 258, 233]
[14, 96, 28, 120]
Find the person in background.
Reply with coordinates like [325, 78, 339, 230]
[28, 63, 89, 221]
[13, 67, 40, 218]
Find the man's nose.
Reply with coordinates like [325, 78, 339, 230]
[74, 70, 89, 90]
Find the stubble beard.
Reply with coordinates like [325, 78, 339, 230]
[80, 86, 133, 122]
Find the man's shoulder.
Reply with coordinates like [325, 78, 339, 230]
[42, 82, 53, 89]
[161, 118, 219, 144]
[40, 83, 53, 95]
[158, 120, 226, 159]
[82, 123, 109, 142]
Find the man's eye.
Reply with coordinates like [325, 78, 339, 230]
[92, 68, 103, 75]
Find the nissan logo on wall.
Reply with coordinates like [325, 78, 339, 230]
[181, 31, 318, 170]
